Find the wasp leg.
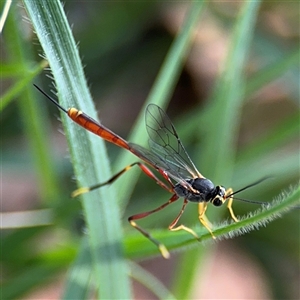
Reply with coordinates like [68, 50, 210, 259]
[72, 162, 173, 197]
[128, 194, 180, 259]
[168, 199, 199, 240]
[129, 220, 170, 259]
[198, 202, 216, 239]
[226, 188, 239, 222]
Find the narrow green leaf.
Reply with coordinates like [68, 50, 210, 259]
[61, 239, 92, 300]
[245, 48, 300, 97]
[124, 184, 300, 259]
[1, 264, 63, 300]
[234, 151, 300, 190]
[213, 184, 300, 239]
[201, 1, 262, 182]
[0, 60, 48, 111]
[23, 0, 131, 298]
[129, 261, 176, 300]
[3, 3, 59, 203]
[114, 1, 207, 208]
[173, 2, 262, 299]
[237, 112, 300, 163]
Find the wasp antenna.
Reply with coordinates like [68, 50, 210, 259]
[233, 196, 300, 210]
[33, 84, 68, 114]
[232, 196, 270, 206]
[228, 176, 271, 198]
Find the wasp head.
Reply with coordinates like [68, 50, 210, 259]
[210, 185, 227, 206]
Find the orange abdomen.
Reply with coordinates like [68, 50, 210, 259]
[68, 108, 130, 150]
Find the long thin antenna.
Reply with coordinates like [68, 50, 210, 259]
[227, 177, 300, 209]
[232, 196, 269, 206]
[227, 177, 270, 198]
[33, 84, 68, 114]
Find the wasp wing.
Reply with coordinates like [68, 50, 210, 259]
[128, 142, 186, 184]
[144, 104, 203, 180]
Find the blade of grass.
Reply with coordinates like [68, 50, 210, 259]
[0, 0, 12, 33]
[172, 2, 262, 298]
[2, 236, 77, 299]
[1, 264, 64, 300]
[128, 261, 176, 300]
[236, 112, 299, 163]
[234, 151, 300, 190]
[245, 48, 300, 97]
[23, 0, 131, 298]
[124, 184, 300, 259]
[176, 47, 299, 141]
[0, 60, 48, 111]
[114, 1, 207, 209]
[200, 1, 261, 182]
[213, 184, 300, 239]
[61, 238, 92, 300]
[4, 4, 59, 203]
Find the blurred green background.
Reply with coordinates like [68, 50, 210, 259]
[1, 1, 299, 299]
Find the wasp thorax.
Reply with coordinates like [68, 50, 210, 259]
[174, 178, 217, 203]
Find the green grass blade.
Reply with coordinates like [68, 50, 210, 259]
[3, 4, 59, 203]
[173, 2, 262, 298]
[3, 2, 298, 299]
[237, 112, 299, 163]
[124, 184, 300, 259]
[213, 184, 300, 239]
[0, 60, 48, 112]
[61, 239, 92, 300]
[23, 0, 131, 298]
[129, 261, 176, 300]
[234, 151, 299, 190]
[245, 48, 300, 97]
[114, 1, 207, 208]
[1, 264, 64, 299]
[201, 1, 262, 182]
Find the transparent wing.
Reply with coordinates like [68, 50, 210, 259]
[143, 103, 203, 180]
[128, 142, 187, 184]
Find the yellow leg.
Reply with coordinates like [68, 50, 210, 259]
[198, 202, 216, 239]
[168, 199, 200, 240]
[169, 224, 199, 240]
[226, 188, 239, 222]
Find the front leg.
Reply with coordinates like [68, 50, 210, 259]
[226, 188, 239, 222]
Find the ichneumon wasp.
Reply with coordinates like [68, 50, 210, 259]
[34, 84, 267, 259]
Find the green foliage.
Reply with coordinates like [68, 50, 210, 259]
[1, 1, 299, 299]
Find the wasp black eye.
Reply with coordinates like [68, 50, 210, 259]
[212, 197, 223, 206]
